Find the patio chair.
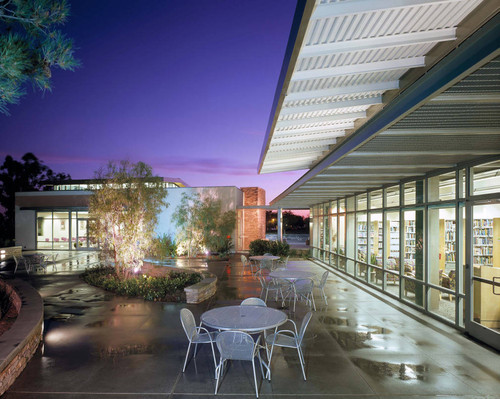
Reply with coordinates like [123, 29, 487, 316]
[180, 308, 218, 376]
[293, 279, 316, 311]
[241, 297, 267, 307]
[255, 270, 286, 305]
[241, 255, 255, 275]
[315, 271, 329, 305]
[276, 256, 289, 269]
[215, 330, 265, 397]
[265, 311, 312, 380]
[13, 255, 30, 276]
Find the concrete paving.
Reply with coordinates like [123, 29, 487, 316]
[1, 252, 500, 398]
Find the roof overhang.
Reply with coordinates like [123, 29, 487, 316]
[259, 0, 500, 208]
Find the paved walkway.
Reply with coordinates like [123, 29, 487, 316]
[1, 252, 499, 398]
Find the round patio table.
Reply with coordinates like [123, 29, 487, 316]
[201, 305, 287, 332]
[249, 255, 280, 271]
[269, 270, 316, 280]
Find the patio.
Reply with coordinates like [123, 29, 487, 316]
[1, 252, 500, 398]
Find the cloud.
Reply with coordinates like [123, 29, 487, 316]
[150, 156, 258, 176]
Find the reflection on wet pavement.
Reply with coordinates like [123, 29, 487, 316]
[352, 358, 440, 381]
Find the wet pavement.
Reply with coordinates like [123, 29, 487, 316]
[1, 252, 500, 398]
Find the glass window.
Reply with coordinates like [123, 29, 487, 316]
[471, 160, 500, 196]
[52, 211, 69, 249]
[346, 196, 355, 212]
[404, 181, 425, 205]
[369, 213, 383, 266]
[385, 211, 400, 273]
[330, 200, 337, 214]
[385, 185, 400, 207]
[338, 199, 346, 213]
[370, 190, 383, 210]
[330, 215, 337, 253]
[404, 209, 425, 306]
[357, 194, 367, 211]
[428, 172, 456, 202]
[356, 213, 367, 262]
[338, 214, 345, 256]
[458, 169, 466, 199]
[37, 211, 53, 249]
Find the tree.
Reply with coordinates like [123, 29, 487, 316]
[173, 193, 236, 257]
[88, 161, 168, 278]
[0, 0, 80, 114]
[0, 152, 70, 245]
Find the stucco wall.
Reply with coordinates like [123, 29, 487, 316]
[14, 209, 35, 250]
[157, 186, 243, 245]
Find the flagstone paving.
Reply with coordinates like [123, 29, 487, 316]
[1, 252, 499, 398]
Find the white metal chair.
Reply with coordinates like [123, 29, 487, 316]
[255, 270, 286, 305]
[292, 278, 316, 311]
[215, 330, 265, 397]
[315, 271, 329, 305]
[241, 255, 255, 275]
[180, 308, 218, 376]
[277, 256, 289, 269]
[13, 255, 30, 276]
[265, 311, 313, 380]
[241, 297, 267, 307]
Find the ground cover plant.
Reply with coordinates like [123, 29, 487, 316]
[81, 266, 202, 302]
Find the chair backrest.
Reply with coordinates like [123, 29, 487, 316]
[297, 312, 313, 346]
[296, 278, 314, 291]
[180, 308, 196, 341]
[319, 271, 329, 288]
[241, 297, 267, 307]
[13, 255, 19, 266]
[216, 330, 256, 361]
[241, 255, 247, 264]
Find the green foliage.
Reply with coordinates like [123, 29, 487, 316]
[268, 240, 290, 257]
[249, 239, 290, 257]
[88, 161, 168, 277]
[172, 193, 236, 257]
[81, 266, 202, 302]
[249, 239, 270, 256]
[0, 0, 80, 114]
[0, 153, 70, 244]
[289, 248, 310, 259]
[149, 234, 177, 259]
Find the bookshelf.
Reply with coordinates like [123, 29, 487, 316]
[473, 219, 493, 266]
[357, 221, 367, 261]
[444, 220, 456, 266]
[389, 221, 399, 260]
[404, 220, 415, 260]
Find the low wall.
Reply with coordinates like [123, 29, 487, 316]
[0, 279, 44, 396]
[142, 261, 217, 304]
[0, 246, 23, 262]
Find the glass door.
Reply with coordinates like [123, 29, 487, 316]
[465, 203, 500, 350]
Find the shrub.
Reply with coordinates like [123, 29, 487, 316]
[81, 266, 202, 302]
[249, 239, 290, 257]
[149, 234, 177, 259]
[268, 240, 290, 257]
[249, 239, 270, 256]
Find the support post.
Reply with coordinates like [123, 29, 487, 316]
[277, 208, 283, 242]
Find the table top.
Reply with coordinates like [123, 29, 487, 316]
[269, 270, 316, 280]
[249, 255, 281, 261]
[201, 305, 287, 332]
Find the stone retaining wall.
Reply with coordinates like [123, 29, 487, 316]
[0, 246, 23, 262]
[0, 279, 43, 396]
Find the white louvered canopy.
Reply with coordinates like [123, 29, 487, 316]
[259, 0, 488, 174]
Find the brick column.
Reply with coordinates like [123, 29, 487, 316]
[238, 187, 266, 251]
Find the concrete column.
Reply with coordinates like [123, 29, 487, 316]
[277, 208, 283, 242]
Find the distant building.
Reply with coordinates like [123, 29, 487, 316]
[14, 179, 266, 252]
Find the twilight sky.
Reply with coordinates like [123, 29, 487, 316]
[1, 0, 307, 205]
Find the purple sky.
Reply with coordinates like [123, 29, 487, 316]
[1, 0, 307, 205]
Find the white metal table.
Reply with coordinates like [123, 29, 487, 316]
[269, 270, 317, 311]
[249, 255, 280, 271]
[201, 305, 287, 332]
[201, 305, 287, 380]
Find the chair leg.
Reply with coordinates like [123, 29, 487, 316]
[321, 288, 328, 305]
[296, 346, 307, 381]
[310, 293, 316, 311]
[210, 341, 218, 379]
[183, 341, 192, 372]
[252, 358, 259, 398]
